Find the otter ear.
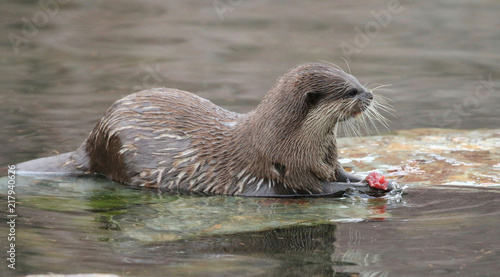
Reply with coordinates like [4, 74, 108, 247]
[305, 91, 324, 107]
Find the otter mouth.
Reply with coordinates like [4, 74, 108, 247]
[353, 111, 363, 118]
[352, 100, 371, 118]
[339, 109, 363, 122]
[352, 107, 367, 119]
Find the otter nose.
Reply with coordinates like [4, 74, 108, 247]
[364, 90, 374, 100]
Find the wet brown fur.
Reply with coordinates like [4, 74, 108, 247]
[20, 63, 374, 196]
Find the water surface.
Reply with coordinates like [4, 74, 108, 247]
[0, 174, 498, 276]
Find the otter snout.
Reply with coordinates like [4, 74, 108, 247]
[356, 90, 373, 110]
[364, 90, 374, 101]
[359, 90, 373, 109]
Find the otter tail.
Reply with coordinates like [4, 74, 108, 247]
[16, 151, 89, 176]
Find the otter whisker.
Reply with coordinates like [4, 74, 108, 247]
[366, 103, 391, 132]
[341, 99, 366, 138]
[368, 83, 392, 91]
[373, 96, 395, 116]
[364, 108, 383, 135]
[373, 95, 396, 111]
[317, 59, 346, 74]
[372, 106, 391, 124]
[359, 113, 378, 135]
[342, 118, 362, 138]
[344, 119, 356, 138]
[339, 93, 393, 138]
[373, 104, 395, 122]
[340, 57, 352, 75]
[373, 93, 395, 103]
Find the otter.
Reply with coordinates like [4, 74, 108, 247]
[17, 63, 394, 197]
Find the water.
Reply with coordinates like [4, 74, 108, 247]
[1, 0, 500, 276]
[0, 176, 498, 276]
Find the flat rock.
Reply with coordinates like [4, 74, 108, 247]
[338, 128, 500, 187]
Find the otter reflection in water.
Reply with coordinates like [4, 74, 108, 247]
[17, 63, 394, 197]
[150, 224, 360, 276]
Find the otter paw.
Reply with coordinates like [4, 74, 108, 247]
[366, 171, 389, 190]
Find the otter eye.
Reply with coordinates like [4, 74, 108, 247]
[305, 91, 325, 106]
[346, 89, 358, 98]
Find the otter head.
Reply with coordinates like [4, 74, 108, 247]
[254, 63, 374, 135]
[298, 63, 374, 129]
[244, 63, 380, 167]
